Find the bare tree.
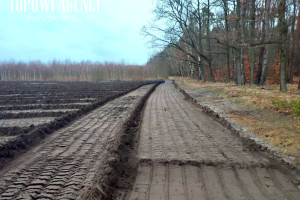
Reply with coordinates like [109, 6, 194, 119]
[259, 0, 271, 85]
[249, 0, 256, 85]
[222, 0, 231, 83]
[142, 0, 215, 81]
[279, 0, 288, 92]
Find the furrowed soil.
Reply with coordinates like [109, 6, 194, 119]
[0, 81, 158, 164]
[118, 81, 300, 200]
[0, 80, 299, 200]
[0, 84, 157, 199]
[170, 77, 300, 165]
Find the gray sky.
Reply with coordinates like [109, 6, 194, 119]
[0, 0, 155, 65]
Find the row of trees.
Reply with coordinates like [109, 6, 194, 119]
[144, 0, 300, 91]
[0, 61, 168, 81]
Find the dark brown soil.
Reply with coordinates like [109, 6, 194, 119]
[1, 80, 299, 200]
[82, 82, 162, 200]
[0, 83, 163, 200]
[0, 80, 163, 167]
[116, 81, 300, 200]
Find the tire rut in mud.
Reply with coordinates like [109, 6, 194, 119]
[128, 164, 300, 200]
[118, 81, 300, 200]
[0, 82, 158, 167]
[0, 83, 163, 200]
[84, 82, 163, 200]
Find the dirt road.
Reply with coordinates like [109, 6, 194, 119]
[0, 85, 154, 200]
[0, 81, 299, 200]
[126, 81, 300, 200]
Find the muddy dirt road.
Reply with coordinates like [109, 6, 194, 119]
[0, 81, 299, 200]
[125, 81, 300, 200]
[0, 85, 154, 200]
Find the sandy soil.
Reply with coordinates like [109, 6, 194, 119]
[0, 81, 299, 200]
[0, 109, 78, 114]
[0, 118, 56, 128]
[171, 77, 300, 165]
[129, 164, 299, 200]
[0, 85, 154, 200]
[124, 81, 300, 200]
[0, 81, 160, 162]
[138, 81, 271, 167]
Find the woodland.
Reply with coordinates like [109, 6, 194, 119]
[1, 0, 300, 92]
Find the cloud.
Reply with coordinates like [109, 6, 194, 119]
[0, 0, 155, 65]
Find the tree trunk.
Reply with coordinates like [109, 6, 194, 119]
[222, 0, 231, 83]
[232, 49, 236, 82]
[256, 47, 265, 83]
[296, 6, 300, 89]
[197, 0, 205, 81]
[240, 0, 247, 85]
[208, 61, 214, 82]
[250, 0, 256, 85]
[236, 0, 242, 85]
[198, 59, 205, 82]
[279, 0, 287, 92]
[260, 46, 268, 85]
[289, 0, 296, 83]
[236, 50, 242, 85]
[206, 0, 215, 82]
[260, 0, 271, 85]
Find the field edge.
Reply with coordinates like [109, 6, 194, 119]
[0, 81, 162, 169]
[172, 81, 300, 175]
[80, 81, 164, 200]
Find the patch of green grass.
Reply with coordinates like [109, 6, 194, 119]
[214, 88, 225, 97]
[271, 99, 290, 111]
[272, 98, 300, 117]
[291, 100, 300, 117]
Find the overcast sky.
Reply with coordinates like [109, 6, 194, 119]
[0, 0, 156, 65]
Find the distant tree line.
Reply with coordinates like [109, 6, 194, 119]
[0, 60, 169, 81]
[144, 0, 300, 91]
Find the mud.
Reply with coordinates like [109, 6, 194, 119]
[0, 118, 56, 128]
[0, 81, 152, 106]
[117, 81, 300, 200]
[129, 164, 300, 200]
[137, 81, 275, 167]
[0, 81, 161, 166]
[0, 83, 162, 200]
[0, 103, 90, 111]
[0, 109, 78, 114]
[0, 80, 299, 200]
[83, 82, 162, 200]
[173, 81, 300, 170]
[0, 110, 77, 119]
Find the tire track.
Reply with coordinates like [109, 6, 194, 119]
[2, 101, 123, 199]
[0, 85, 154, 200]
[128, 164, 300, 200]
[126, 81, 300, 200]
[165, 85, 223, 163]
[168, 84, 268, 166]
[159, 90, 183, 161]
[162, 89, 194, 161]
[138, 80, 270, 166]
